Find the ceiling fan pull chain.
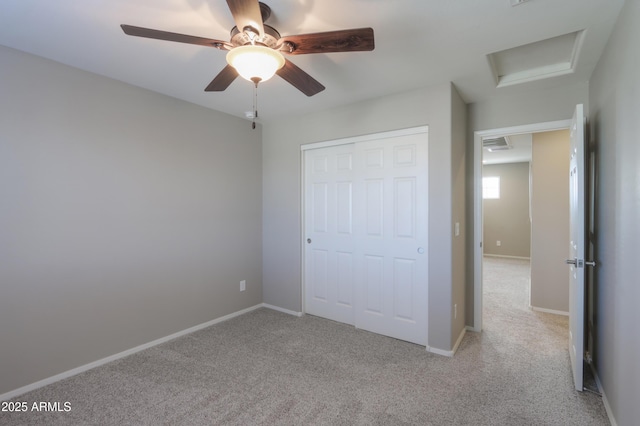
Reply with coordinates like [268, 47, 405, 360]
[252, 79, 259, 129]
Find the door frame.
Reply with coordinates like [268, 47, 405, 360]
[472, 120, 571, 331]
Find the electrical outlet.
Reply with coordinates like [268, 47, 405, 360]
[496, 240, 501, 247]
[240, 280, 246, 292]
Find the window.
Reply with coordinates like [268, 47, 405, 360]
[483, 176, 500, 199]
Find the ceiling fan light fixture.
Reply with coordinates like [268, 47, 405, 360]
[226, 45, 285, 83]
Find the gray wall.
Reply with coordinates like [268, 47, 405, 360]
[482, 162, 531, 258]
[262, 83, 464, 352]
[589, 0, 640, 423]
[451, 88, 467, 344]
[465, 82, 589, 325]
[467, 82, 589, 131]
[0, 46, 263, 395]
[530, 130, 569, 313]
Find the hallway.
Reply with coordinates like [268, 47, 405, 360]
[478, 256, 608, 424]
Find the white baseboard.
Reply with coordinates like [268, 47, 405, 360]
[0, 304, 264, 402]
[593, 368, 618, 426]
[483, 254, 531, 260]
[427, 346, 453, 357]
[262, 303, 303, 317]
[530, 306, 569, 316]
[427, 328, 467, 357]
[452, 327, 467, 354]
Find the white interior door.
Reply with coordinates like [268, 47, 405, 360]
[304, 143, 356, 325]
[353, 134, 428, 345]
[303, 128, 428, 346]
[568, 104, 586, 391]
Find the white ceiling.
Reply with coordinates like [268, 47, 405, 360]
[0, 0, 624, 122]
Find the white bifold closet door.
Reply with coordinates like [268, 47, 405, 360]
[304, 129, 428, 346]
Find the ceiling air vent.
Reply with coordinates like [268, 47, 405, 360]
[483, 136, 512, 152]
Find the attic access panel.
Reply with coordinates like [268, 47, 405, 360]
[487, 30, 585, 88]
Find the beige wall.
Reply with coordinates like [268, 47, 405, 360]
[0, 46, 263, 395]
[530, 130, 570, 313]
[482, 162, 531, 258]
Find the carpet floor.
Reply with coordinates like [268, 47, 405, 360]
[1, 257, 610, 425]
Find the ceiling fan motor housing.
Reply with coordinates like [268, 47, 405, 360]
[258, 2, 272, 22]
[229, 2, 279, 47]
[230, 25, 281, 48]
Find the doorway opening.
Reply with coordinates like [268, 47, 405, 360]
[473, 120, 571, 332]
[482, 134, 533, 313]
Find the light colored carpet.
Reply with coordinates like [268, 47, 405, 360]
[1, 257, 610, 425]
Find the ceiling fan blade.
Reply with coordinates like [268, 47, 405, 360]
[226, 0, 265, 36]
[121, 25, 232, 50]
[205, 65, 239, 92]
[277, 28, 374, 55]
[276, 59, 325, 97]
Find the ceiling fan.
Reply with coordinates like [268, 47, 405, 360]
[121, 0, 375, 97]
